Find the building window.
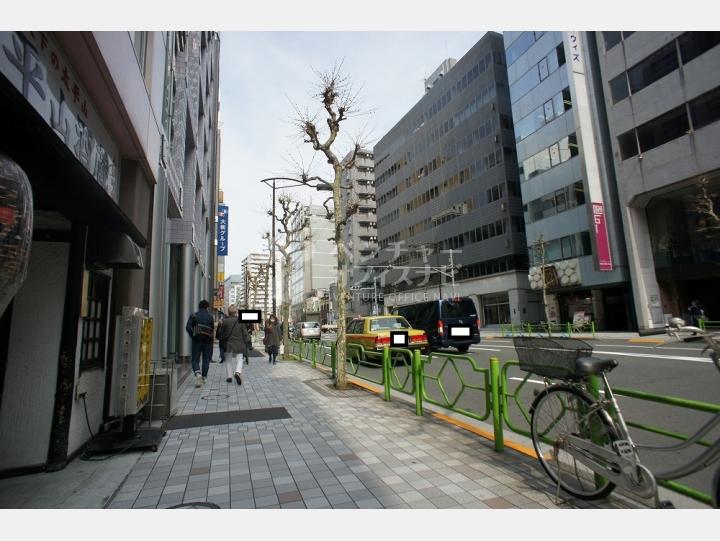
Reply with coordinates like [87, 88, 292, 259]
[609, 73, 630, 103]
[603, 31, 635, 52]
[506, 31, 544, 66]
[132, 32, 149, 77]
[80, 272, 110, 372]
[636, 105, 689, 155]
[678, 32, 720, 65]
[689, 85, 720, 131]
[627, 42, 678, 95]
[509, 44, 566, 104]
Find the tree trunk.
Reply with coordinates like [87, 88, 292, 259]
[333, 167, 348, 389]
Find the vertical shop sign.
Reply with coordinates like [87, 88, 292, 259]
[217, 204, 228, 256]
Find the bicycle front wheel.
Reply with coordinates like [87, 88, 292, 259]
[531, 385, 617, 500]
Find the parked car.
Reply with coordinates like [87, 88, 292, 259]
[321, 324, 337, 334]
[346, 315, 428, 352]
[294, 321, 321, 340]
[394, 297, 480, 353]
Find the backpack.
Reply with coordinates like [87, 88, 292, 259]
[192, 313, 214, 344]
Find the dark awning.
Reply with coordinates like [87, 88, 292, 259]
[0, 75, 147, 248]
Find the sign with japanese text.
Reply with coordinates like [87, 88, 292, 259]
[0, 32, 120, 202]
[591, 202, 613, 271]
[566, 32, 585, 75]
[217, 204, 228, 256]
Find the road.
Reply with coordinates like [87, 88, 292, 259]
[328, 334, 720, 503]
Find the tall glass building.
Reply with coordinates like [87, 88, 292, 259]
[503, 31, 632, 330]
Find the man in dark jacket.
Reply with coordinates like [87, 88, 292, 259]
[186, 300, 215, 387]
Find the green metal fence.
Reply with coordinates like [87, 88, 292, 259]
[290, 338, 717, 505]
[500, 321, 596, 338]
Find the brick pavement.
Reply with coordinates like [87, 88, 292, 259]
[106, 350, 640, 509]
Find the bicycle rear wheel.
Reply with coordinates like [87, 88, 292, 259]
[531, 385, 617, 500]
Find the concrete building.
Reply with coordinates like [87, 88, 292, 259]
[374, 32, 537, 325]
[149, 31, 221, 364]
[223, 273, 243, 311]
[0, 31, 169, 475]
[240, 252, 270, 313]
[290, 204, 337, 323]
[503, 31, 632, 330]
[593, 31, 720, 327]
[340, 148, 379, 316]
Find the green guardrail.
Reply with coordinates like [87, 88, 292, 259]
[500, 322, 596, 338]
[292, 338, 717, 506]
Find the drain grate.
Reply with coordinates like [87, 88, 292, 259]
[165, 407, 291, 430]
[303, 378, 370, 398]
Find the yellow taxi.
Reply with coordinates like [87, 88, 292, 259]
[346, 315, 429, 351]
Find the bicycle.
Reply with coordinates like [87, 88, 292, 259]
[513, 317, 720, 508]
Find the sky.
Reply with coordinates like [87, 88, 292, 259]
[217, 31, 488, 275]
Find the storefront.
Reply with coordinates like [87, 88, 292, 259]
[0, 32, 148, 476]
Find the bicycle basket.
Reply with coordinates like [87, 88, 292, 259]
[512, 336, 593, 379]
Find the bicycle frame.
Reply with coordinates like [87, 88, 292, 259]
[552, 322, 720, 503]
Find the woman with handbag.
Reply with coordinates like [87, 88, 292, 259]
[265, 314, 282, 365]
[219, 305, 250, 384]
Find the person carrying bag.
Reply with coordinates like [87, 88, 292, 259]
[219, 305, 250, 385]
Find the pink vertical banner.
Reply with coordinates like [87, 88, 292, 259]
[591, 202, 613, 271]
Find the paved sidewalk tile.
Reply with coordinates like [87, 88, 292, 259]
[105, 354, 642, 510]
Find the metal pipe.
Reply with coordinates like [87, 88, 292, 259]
[271, 179, 276, 316]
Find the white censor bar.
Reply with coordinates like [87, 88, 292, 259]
[390, 331, 409, 346]
[449, 325, 471, 338]
[239, 310, 262, 323]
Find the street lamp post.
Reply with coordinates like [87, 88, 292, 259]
[259, 176, 333, 318]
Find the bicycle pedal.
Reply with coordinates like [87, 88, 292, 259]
[657, 500, 675, 509]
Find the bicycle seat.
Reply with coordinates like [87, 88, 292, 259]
[575, 356, 618, 376]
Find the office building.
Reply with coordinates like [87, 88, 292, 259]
[289, 204, 337, 323]
[374, 32, 537, 325]
[503, 31, 632, 329]
[593, 31, 720, 326]
[340, 148, 379, 316]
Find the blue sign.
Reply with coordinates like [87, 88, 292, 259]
[217, 204, 228, 256]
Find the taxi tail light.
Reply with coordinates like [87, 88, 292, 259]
[410, 334, 426, 343]
[375, 336, 390, 347]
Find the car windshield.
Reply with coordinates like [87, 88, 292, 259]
[441, 299, 477, 318]
[369, 317, 410, 331]
[302, 322, 319, 328]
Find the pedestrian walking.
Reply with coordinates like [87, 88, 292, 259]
[186, 300, 215, 388]
[219, 305, 251, 385]
[264, 314, 282, 365]
[243, 323, 254, 364]
[215, 314, 226, 364]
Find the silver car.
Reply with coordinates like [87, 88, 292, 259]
[295, 321, 321, 340]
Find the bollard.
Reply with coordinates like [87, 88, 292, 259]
[311, 341, 317, 369]
[489, 357, 504, 452]
[331, 342, 337, 381]
[412, 349, 423, 416]
[382, 348, 391, 402]
[567, 322, 572, 337]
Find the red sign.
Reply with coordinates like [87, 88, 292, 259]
[591, 202, 613, 271]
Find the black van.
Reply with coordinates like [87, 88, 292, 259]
[394, 297, 481, 352]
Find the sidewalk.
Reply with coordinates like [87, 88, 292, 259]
[100, 349, 640, 510]
[0, 347, 645, 510]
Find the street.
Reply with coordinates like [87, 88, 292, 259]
[339, 335, 720, 502]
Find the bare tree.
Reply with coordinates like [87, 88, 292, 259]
[693, 177, 720, 237]
[264, 193, 310, 356]
[291, 64, 366, 389]
[531, 234, 552, 324]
